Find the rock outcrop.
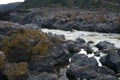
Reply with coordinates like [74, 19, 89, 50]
[0, 21, 63, 80]
[100, 49, 120, 74]
[66, 54, 119, 80]
[9, 9, 120, 33]
[0, 21, 120, 80]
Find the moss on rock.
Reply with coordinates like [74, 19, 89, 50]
[0, 29, 49, 62]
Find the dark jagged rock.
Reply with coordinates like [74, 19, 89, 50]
[65, 40, 81, 53]
[46, 42, 71, 64]
[30, 57, 57, 72]
[0, 71, 8, 80]
[0, 21, 72, 80]
[0, 21, 24, 35]
[91, 76, 119, 80]
[94, 51, 100, 57]
[64, 39, 93, 54]
[100, 49, 120, 73]
[7, 8, 120, 33]
[71, 54, 88, 63]
[66, 54, 98, 80]
[94, 23, 120, 33]
[47, 32, 65, 40]
[84, 43, 94, 54]
[66, 54, 119, 80]
[96, 41, 116, 51]
[87, 41, 94, 44]
[4, 62, 28, 80]
[75, 38, 86, 44]
[24, 24, 39, 30]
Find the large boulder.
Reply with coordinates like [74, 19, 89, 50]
[29, 34, 70, 72]
[33, 17, 55, 28]
[71, 54, 88, 63]
[66, 54, 98, 80]
[4, 62, 28, 80]
[0, 26, 66, 74]
[65, 40, 81, 53]
[0, 21, 24, 36]
[100, 49, 120, 73]
[96, 41, 116, 51]
[75, 38, 86, 44]
[94, 23, 120, 33]
[30, 57, 57, 72]
[0, 21, 73, 80]
[66, 54, 118, 80]
[0, 29, 48, 63]
[47, 44, 70, 63]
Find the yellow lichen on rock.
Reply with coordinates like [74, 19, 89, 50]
[4, 62, 28, 80]
[0, 29, 49, 62]
[33, 40, 48, 55]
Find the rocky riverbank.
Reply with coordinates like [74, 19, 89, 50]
[9, 8, 120, 33]
[0, 21, 120, 80]
[0, 8, 120, 33]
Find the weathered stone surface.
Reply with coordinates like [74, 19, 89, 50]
[4, 62, 28, 80]
[100, 49, 120, 73]
[0, 29, 48, 63]
[96, 41, 116, 51]
[75, 38, 86, 44]
[0, 51, 6, 69]
[31, 72, 58, 80]
[66, 54, 118, 80]
[9, 9, 120, 33]
[0, 21, 24, 35]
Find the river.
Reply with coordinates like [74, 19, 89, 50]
[42, 29, 120, 48]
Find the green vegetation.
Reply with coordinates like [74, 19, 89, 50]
[18, 0, 119, 9]
[18, 0, 69, 8]
[0, 2, 22, 11]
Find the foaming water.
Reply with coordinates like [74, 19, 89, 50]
[77, 49, 102, 66]
[42, 29, 120, 48]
